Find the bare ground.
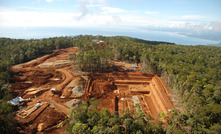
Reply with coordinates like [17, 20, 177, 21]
[11, 46, 174, 133]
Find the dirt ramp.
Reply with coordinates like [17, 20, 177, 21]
[51, 67, 73, 96]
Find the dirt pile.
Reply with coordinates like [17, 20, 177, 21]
[61, 76, 87, 98]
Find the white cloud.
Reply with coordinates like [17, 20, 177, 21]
[86, 4, 104, 7]
[46, 0, 53, 2]
[76, 0, 106, 20]
[101, 7, 137, 14]
[209, 21, 221, 31]
[0, 9, 78, 27]
[112, 16, 121, 24]
[101, 7, 125, 14]
[76, 0, 88, 20]
[88, 0, 105, 4]
[184, 21, 221, 34]
[45, 0, 68, 3]
[80, 0, 105, 5]
[19, 6, 44, 10]
[1, 5, 221, 36]
[0, 7, 122, 28]
[145, 11, 159, 15]
[0, 8, 198, 29]
[182, 15, 203, 20]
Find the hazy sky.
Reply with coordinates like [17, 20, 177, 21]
[0, 0, 221, 42]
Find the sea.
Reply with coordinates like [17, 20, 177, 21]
[0, 27, 219, 46]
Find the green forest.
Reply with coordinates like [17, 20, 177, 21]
[65, 98, 166, 134]
[0, 35, 220, 134]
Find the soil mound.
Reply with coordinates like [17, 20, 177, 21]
[61, 76, 87, 98]
[67, 76, 87, 88]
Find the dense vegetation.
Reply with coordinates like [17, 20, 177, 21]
[140, 44, 221, 133]
[0, 35, 220, 133]
[65, 98, 166, 134]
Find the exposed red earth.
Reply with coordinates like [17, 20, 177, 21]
[10, 47, 174, 133]
[83, 72, 174, 123]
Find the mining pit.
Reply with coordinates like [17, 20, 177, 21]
[84, 72, 174, 123]
[10, 47, 174, 133]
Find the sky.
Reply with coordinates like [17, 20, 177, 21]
[0, 0, 221, 44]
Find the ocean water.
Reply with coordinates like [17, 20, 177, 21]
[0, 27, 219, 45]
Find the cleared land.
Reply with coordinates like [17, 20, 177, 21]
[83, 72, 174, 123]
[10, 47, 174, 133]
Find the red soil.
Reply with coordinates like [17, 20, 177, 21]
[11, 47, 78, 133]
[11, 46, 174, 133]
[83, 72, 174, 121]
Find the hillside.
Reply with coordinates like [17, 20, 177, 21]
[0, 35, 220, 134]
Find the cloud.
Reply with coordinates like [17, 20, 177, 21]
[145, 11, 159, 15]
[80, 0, 105, 5]
[76, 0, 88, 20]
[0, 6, 14, 11]
[74, 4, 104, 8]
[101, 6, 137, 14]
[181, 21, 221, 41]
[1, 4, 220, 41]
[76, 0, 106, 20]
[101, 7, 125, 14]
[19, 6, 44, 10]
[0, 8, 79, 27]
[187, 23, 205, 33]
[86, 4, 104, 7]
[182, 15, 203, 20]
[112, 16, 121, 24]
[89, 0, 105, 4]
[184, 22, 221, 33]
[209, 21, 221, 31]
[0, 6, 216, 31]
[0, 6, 122, 28]
[46, 0, 53, 2]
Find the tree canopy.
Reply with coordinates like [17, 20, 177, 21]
[0, 35, 220, 133]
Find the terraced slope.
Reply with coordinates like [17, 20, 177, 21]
[84, 72, 174, 121]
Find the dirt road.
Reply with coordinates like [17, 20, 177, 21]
[11, 46, 174, 133]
